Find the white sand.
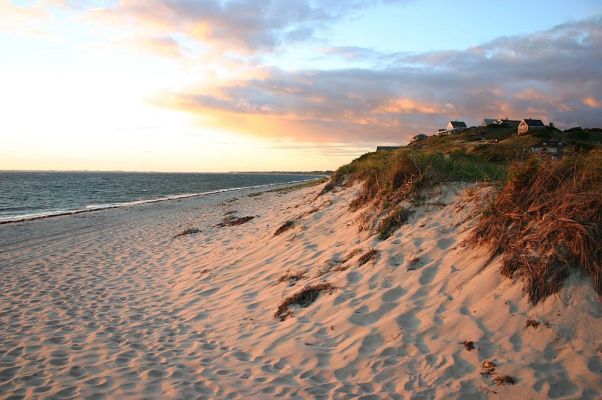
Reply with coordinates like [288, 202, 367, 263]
[0, 182, 600, 399]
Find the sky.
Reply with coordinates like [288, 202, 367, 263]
[1, 0, 601, 172]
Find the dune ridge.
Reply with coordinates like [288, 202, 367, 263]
[0, 181, 600, 399]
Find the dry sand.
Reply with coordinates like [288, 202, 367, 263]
[0, 182, 600, 399]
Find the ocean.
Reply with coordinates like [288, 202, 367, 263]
[0, 171, 323, 223]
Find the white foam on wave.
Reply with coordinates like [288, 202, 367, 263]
[0, 178, 321, 224]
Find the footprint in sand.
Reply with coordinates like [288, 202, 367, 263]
[381, 286, 406, 303]
[396, 311, 421, 331]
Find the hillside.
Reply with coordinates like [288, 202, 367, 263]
[324, 129, 602, 305]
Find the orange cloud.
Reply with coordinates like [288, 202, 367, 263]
[515, 88, 546, 101]
[377, 98, 440, 114]
[583, 97, 601, 108]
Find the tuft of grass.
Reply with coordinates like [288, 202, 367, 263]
[357, 249, 378, 266]
[377, 207, 412, 240]
[469, 150, 602, 304]
[173, 228, 201, 238]
[274, 283, 335, 321]
[324, 149, 506, 208]
[274, 220, 296, 236]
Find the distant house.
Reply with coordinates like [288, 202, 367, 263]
[481, 118, 496, 127]
[496, 118, 521, 128]
[518, 118, 545, 135]
[529, 141, 574, 159]
[446, 121, 467, 133]
[409, 134, 428, 144]
[376, 146, 402, 152]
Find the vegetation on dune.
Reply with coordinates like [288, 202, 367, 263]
[321, 129, 601, 304]
[377, 207, 412, 240]
[470, 150, 601, 304]
[325, 149, 506, 199]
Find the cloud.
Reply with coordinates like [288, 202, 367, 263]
[86, 0, 411, 53]
[0, 1, 54, 36]
[123, 36, 182, 58]
[156, 16, 602, 141]
[583, 97, 601, 108]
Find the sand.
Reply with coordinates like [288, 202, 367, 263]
[0, 181, 600, 399]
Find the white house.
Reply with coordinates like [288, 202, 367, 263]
[518, 118, 545, 135]
[446, 121, 467, 133]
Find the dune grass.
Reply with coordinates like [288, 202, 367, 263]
[323, 149, 506, 210]
[469, 150, 601, 304]
[322, 137, 601, 304]
[377, 207, 412, 240]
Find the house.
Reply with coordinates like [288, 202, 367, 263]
[529, 140, 574, 159]
[481, 118, 496, 127]
[409, 134, 428, 144]
[446, 121, 467, 133]
[518, 118, 545, 135]
[376, 146, 402, 152]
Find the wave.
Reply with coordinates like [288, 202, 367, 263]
[0, 177, 320, 225]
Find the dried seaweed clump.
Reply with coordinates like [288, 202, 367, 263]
[216, 215, 255, 227]
[274, 283, 335, 321]
[173, 228, 201, 238]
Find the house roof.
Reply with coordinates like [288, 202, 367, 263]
[521, 118, 545, 127]
[376, 146, 402, 151]
[448, 121, 467, 128]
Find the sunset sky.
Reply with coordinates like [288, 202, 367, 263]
[1, 0, 601, 172]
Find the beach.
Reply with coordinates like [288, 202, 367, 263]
[0, 181, 600, 399]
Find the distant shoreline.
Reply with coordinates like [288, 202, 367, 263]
[0, 177, 322, 225]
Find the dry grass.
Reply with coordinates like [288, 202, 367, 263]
[377, 207, 412, 240]
[321, 149, 506, 239]
[357, 249, 378, 266]
[469, 150, 602, 304]
[274, 220, 296, 236]
[274, 283, 336, 321]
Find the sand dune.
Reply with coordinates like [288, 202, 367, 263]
[0, 182, 600, 399]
